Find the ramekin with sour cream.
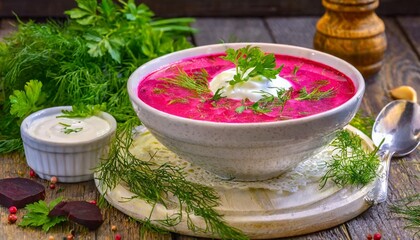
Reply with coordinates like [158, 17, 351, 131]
[21, 106, 117, 183]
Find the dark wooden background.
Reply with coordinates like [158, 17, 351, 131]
[1, 0, 420, 18]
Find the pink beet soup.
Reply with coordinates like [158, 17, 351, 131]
[137, 53, 356, 123]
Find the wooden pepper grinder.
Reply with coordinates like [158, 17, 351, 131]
[314, 0, 387, 78]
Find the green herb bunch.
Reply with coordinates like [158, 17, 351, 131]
[0, 0, 194, 153]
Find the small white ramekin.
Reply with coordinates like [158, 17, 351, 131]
[20, 106, 117, 183]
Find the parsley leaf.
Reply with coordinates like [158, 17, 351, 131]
[58, 103, 106, 118]
[9, 80, 45, 120]
[221, 46, 283, 86]
[19, 197, 68, 232]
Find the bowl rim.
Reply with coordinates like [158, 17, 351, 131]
[128, 42, 365, 128]
[20, 106, 117, 146]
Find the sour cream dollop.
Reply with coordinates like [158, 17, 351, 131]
[209, 68, 292, 102]
[27, 114, 111, 143]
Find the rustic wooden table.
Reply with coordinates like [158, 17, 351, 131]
[1, 16, 419, 240]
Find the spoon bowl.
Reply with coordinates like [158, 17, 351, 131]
[365, 100, 420, 204]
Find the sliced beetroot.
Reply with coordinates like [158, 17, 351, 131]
[49, 201, 103, 230]
[0, 177, 45, 208]
[48, 201, 68, 216]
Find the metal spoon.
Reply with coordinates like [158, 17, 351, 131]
[365, 100, 420, 204]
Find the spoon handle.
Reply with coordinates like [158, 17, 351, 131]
[365, 150, 393, 204]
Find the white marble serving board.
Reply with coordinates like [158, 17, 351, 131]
[95, 125, 378, 239]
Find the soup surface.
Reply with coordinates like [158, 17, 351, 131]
[137, 53, 356, 123]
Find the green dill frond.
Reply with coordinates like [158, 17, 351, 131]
[390, 194, 420, 234]
[161, 68, 210, 96]
[296, 86, 336, 101]
[0, 138, 23, 154]
[95, 119, 248, 239]
[320, 130, 381, 188]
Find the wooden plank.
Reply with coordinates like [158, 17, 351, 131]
[0, 152, 172, 240]
[345, 17, 420, 239]
[397, 16, 420, 58]
[192, 18, 273, 45]
[265, 17, 319, 49]
[0, 0, 419, 18]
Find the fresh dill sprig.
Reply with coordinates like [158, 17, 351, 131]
[221, 45, 282, 86]
[389, 194, 420, 235]
[161, 68, 211, 96]
[296, 86, 335, 101]
[96, 119, 248, 240]
[211, 87, 225, 101]
[320, 130, 381, 188]
[292, 65, 301, 75]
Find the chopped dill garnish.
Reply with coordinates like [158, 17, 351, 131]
[296, 86, 335, 101]
[161, 68, 210, 96]
[211, 87, 225, 101]
[314, 79, 330, 87]
[389, 194, 420, 235]
[59, 122, 83, 134]
[235, 105, 246, 113]
[252, 88, 291, 113]
[320, 130, 381, 188]
[292, 65, 301, 75]
[168, 98, 189, 104]
[153, 88, 166, 94]
[236, 87, 292, 114]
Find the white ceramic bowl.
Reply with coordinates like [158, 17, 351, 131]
[21, 106, 117, 183]
[128, 43, 365, 181]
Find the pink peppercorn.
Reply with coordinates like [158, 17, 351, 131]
[8, 206, 17, 214]
[50, 176, 58, 184]
[8, 214, 17, 224]
[29, 169, 36, 178]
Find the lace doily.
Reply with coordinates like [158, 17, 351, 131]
[130, 126, 337, 192]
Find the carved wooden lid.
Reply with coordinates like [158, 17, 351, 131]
[323, 0, 379, 11]
[326, 0, 376, 4]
